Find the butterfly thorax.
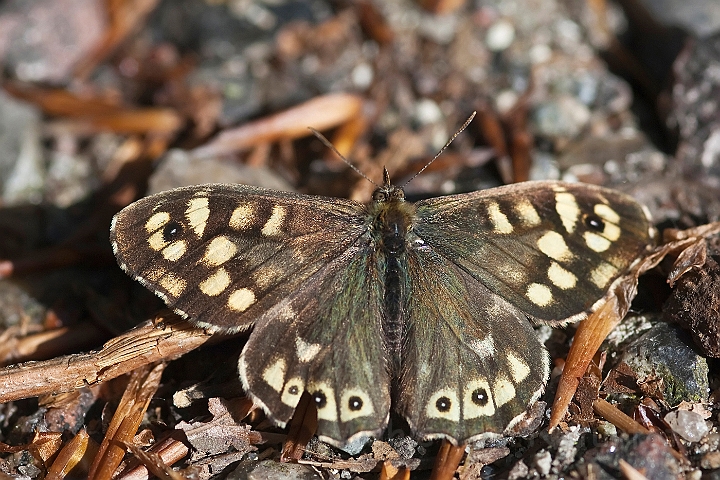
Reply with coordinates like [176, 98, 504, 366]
[369, 184, 415, 255]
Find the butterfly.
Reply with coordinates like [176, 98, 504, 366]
[110, 172, 653, 447]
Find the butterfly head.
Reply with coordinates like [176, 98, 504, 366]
[372, 167, 405, 203]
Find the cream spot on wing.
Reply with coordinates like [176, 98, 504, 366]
[503, 266, 526, 285]
[602, 222, 622, 241]
[202, 236, 237, 266]
[159, 274, 186, 297]
[262, 205, 286, 236]
[162, 240, 187, 261]
[426, 388, 460, 421]
[591, 263, 618, 289]
[554, 190, 580, 233]
[594, 203, 620, 224]
[275, 302, 296, 320]
[340, 388, 375, 422]
[229, 203, 256, 230]
[252, 264, 283, 289]
[464, 378, 495, 419]
[145, 211, 170, 233]
[515, 199, 542, 226]
[199, 268, 231, 296]
[468, 336, 495, 358]
[487, 202, 513, 234]
[536, 231, 573, 262]
[584, 231, 611, 252]
[493, 375, 516, 407]
[527, 283, 553, 307]
[506, 352, 531, 383]
[308, 382, 337, 421]
[547, 262, 577, 290]
[186, 196, 210, 238]
[295, 338, 322, 363]
[228, 288, 256, 312]
[593, 204, 622, 240]
[281, 377, 304, 407]
[148, 231, 168, 251]
[262, 358, 286, 393]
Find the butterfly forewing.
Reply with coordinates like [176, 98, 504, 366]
[414, 181, 653, 324]
[111, 184, 367, 332]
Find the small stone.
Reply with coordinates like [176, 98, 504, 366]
[533, 95, 591, 139]
[495, 90, 518, 114]
[686, 470, 702, 480]
[533, 450, 552, 476]
[351, 63, 374, 90]
[595, 420, 618, 437]
[701, 451, 720, 470]
[664, 410, 709, 442]
[583, 434, 681, 479]
[486, 19, 515, 52]
[508, 459, 529, 480]
[619, 322, 709, 405]
[227, 459, 322, 480]
[413, 99, 443, 125]
[529, 43, 552, 64]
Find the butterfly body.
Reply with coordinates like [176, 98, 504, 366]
[110, 179, 653, 446]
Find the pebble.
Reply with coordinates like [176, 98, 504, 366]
[664, 410, 710, 442]
[533, 95, 591, 139]
[149, 149, 294, 195]
[619, 322, 709, 405]
[227, 460, 322, 480]
[351, 62, 374, 89]
[701, 451, 720, 469]
[533, 450, 552, 476]
[486, 19, 515, 52]
[0, 90, 44, 205]
[413, 98, 443, 125]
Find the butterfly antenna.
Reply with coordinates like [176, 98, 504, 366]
[401, 111, 476, 188]
[309, 127, 380, 188]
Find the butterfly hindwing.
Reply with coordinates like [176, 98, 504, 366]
[398, 249, 548, 443]
[239, 250, 391, 445]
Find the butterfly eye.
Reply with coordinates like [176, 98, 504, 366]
[288, 385, 299, 395]
[313, 391, 327, 408]
[471, 388, 489, 406]
[435, 396, 452, 412]
[348, 396, 364, 411]
[163, 221, 183, 242]
[373, 191, 388, 202]
[583, 214, 605, 232]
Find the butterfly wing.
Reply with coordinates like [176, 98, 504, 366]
[111, 184, 366, 332]
[111, 184, 391, 445]
[239, 249, 391, 446]
[398, 180, 653, 442]
[413, 181, 654, 324]
[398, 249, 548, 443]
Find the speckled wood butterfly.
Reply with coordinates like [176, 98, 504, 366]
[110, 173, 653, 447]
